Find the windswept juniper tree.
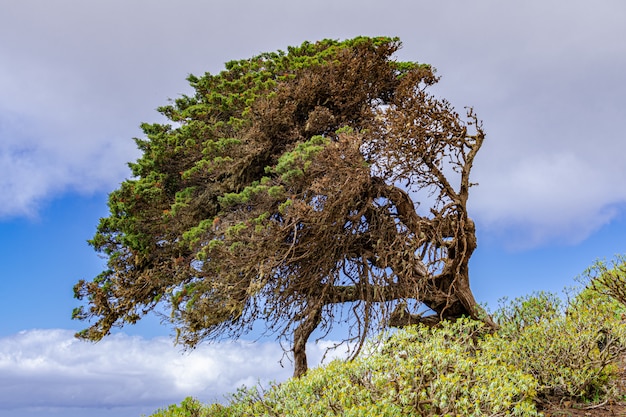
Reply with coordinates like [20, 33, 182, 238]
[74, 37, 496, 377]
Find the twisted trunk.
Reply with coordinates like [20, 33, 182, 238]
[293, 305, 323, 378]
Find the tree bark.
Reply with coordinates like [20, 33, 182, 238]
[292, 305, 323, 378]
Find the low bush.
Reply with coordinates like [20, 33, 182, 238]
[148, 257, 626, 417]
[151, 319, 540, 417]
[494, 289, 626, 401]
[148, 397, 211, 417]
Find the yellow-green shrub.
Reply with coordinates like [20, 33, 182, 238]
[149, 258, 626, 417]
[147, 397, 215, 417]
[186, 319, 539, 417]
[493, 289, 626, 401]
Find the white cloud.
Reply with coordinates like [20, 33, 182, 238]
[0, 329, 344, 416]
[470, 150, 626, 248]
[1, 0, 625, 245]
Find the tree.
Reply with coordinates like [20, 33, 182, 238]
[73, 36, 495, 378]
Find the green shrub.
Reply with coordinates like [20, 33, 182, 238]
[149, 260, 626, 417]
[493, 288, 626, 401]
[359, 319, 540, 417]
[179, 319, 539, 417]
[147, 397, 213, 417]
[494, 291, 563, 338]
[578, 255, 626, 316]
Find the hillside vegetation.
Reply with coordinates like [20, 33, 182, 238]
[148, 258, 626, 417]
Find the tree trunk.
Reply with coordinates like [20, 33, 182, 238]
[292, 305, 323, 378]
[389, 270, 498, 330]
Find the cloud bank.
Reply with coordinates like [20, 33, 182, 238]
[1, 0, 625, 246]
[0, 329, 342, 416]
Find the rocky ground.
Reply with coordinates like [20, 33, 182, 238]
[542, 403, 626, 417]
[542, 400, 626, 417]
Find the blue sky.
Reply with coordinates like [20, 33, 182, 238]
[1, 1, 626, 416]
